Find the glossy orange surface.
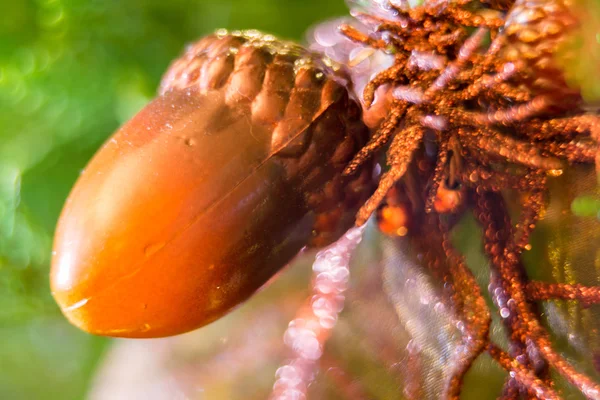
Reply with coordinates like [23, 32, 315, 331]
[51, 32, 374, 338]
[51, 89, 315, 337]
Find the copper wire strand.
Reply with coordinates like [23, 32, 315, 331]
[408, 198, 492, 399]
[355, 125, 424, 225]
[425, 137, 449, 213]
[463, 61, 520, 100]
[336, 1, 600, 397]
[474, 96, 553, 125]
[493, 275, 549, 400]
[513, 189, 546, 253]
[526, 282, 600, 307]
[343, 101, 409, 175]
[424, 27, 488, 99]
[525, 115, 600, 141]
[363, 62, 409, 107]
[456, 126, 563, 171]
[540, 139, 597, 164]
[459, 158, 547, 193]
[338, 24, 388, 50]
[474, 191, 600, 399]
[439, 219, 491, 399]
[488, 343, 560, 400]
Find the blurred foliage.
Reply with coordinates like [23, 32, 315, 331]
[0, 1, 345, 398]
[572, 195, 600, 218]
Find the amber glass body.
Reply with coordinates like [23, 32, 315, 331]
[50, 32, 374, 338]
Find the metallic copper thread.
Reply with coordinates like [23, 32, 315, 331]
[488, 343, 560, 400]
[474, 191, 600, 399]
[526, 282, 600, 307]
[341, 0, 600, 224]
[341, 0, 600, 398]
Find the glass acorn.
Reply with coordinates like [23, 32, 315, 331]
[50, 31, 375, 338]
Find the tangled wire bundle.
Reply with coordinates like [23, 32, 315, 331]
[296, 0, 600, 399]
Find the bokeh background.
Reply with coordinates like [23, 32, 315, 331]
[2, 1, 600, 399]
[0, 1, 348, 398]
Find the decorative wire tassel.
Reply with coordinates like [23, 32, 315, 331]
[269, 225, 366, 400]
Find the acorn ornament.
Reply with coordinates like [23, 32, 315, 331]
[50, 30, 375, 338]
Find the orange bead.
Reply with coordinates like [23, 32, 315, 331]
[376, 204, 410, 237]
[433, 182, 465, 214]
[50, 32, 374, 338]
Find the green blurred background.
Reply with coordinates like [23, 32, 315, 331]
[0, 1, 347, 398]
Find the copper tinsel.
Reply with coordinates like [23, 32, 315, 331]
[310, 0, 600, 398]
